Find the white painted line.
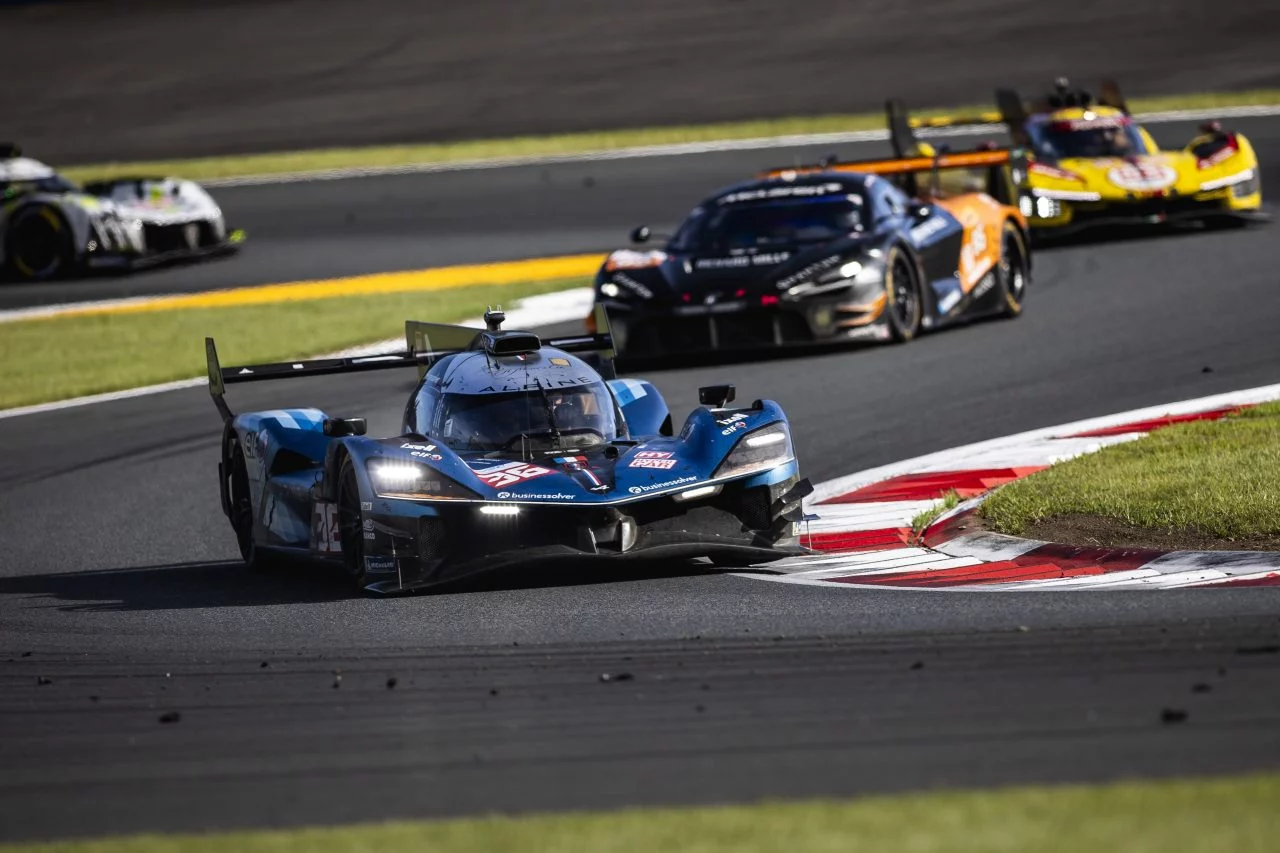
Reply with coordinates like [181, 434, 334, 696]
[0, 378, 207, 421]
[202, 104, 1280, 189]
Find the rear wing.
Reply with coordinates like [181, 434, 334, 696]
[911, 78, 1130, 147]
[761, 143, 1025, 207]
[206, 305, 617, 421]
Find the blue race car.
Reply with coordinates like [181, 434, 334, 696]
[206, 307, 811, 593]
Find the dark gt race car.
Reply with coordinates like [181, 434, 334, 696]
[591, 122, 1030, 356]
[1, 142, 242, 281]
[205, 307, 810, 593]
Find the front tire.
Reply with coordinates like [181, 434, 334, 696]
[336, 456, 368, 590]
[228, 440, 277, 572]
[884, 245, 923, 343]
[6, 206, 76, 281]
[994, 221, 1030, 318]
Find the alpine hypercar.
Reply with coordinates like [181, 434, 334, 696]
[915, 80, 1267, 237]
[592, 136, 1030, 355]
[205, 307, 810, 593]
[1, 142, 241, 281]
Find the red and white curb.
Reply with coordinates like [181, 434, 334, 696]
[740, 382, 1280, 591]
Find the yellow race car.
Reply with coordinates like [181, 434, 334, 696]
[909, 79, 1267, 239]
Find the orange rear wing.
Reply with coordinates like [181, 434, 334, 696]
[761, 146, 1026, 207]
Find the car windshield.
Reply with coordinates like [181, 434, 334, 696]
[0, 174, 79, 200]
[420, 381, 620, 453]
[670, 197, 866, 252]
[1029, 119, 1150, 160]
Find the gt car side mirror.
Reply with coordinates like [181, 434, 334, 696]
[629, 225, 651, 244]
[322, 417, 367, 437]
[910, 204, 932, 222]
[699, 384, 736, 408]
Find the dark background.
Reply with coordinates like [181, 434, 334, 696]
[6, 0, 1280, 163]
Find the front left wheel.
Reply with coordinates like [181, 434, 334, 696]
[336, 456, 369, 590]
[884, 245, 923, 343]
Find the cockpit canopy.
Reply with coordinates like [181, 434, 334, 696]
[410, 349, 622, 453]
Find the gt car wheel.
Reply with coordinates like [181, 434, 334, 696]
[884, 246, 922, 343]
[228, 441, 277, 572]
[7, 206, 75, 281]
[995, 221, 1030, 318]
[336, 456, 368, 590]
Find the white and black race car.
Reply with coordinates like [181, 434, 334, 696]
[0, 143, 241, 281]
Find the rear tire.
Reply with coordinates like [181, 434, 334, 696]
[884, 246, 922, 343]
[7, 206, 76, 281]
[228, 441, 278, 572]
[336, 456, 368, 590]
[994, 221, 1030, 318]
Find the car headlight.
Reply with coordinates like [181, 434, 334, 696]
[714, 422, 794, 478]
[366, 460, 479, 500]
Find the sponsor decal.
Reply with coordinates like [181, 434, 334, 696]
[971, 272, 996, 300]
[1197, 143, 1238, 170]
[310, 502, 341, 553]
[605, 249, 666, 271]
[360, 501, 373, 511]
[401, 441, 443, 461]
[475, 461, 553, 488]
[634, 451, 673, 459]
[363, 531, 376, 540]
[254, 429, 270, 459]
[1029, 162, 1084, 182]
[365, 555, 396, 573]
[628, 476, 698, 495]
[630, 458, 678, 470]
[495, 491, 575, 500]
[1107, 160, 1177, 192]
[775, 255, 841, 290]
[909, 215, 949, 244]
[362, 518, 374, 531]
[717, 413, 750, 435]
[720, 183, 843, 204]
[401, 442, 436, 452]
[549, 357, 571, 367]
[694, 251, 791, 270]
[610, 272, 654, 299]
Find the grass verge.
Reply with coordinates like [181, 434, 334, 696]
[910, 490, 962, 535]
[60, 89, 1280, 184]
[0, 277, 588, 410]
[7, 773, 1279, 853]
[981, 403, 1280, 548]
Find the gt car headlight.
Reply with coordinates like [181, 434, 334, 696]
[367, 460, 479, 500]
[714, 422, 795, 479]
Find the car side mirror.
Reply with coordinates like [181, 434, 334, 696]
[699, 384, 736, 408]
[910, 204, 932, 222]
[629, 225, 651, 244]
[322, 417, 367, 437]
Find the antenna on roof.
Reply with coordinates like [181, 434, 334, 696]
[484, 306, 505, 332]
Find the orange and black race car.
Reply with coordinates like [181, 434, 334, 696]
[591, 105, 1030, 356]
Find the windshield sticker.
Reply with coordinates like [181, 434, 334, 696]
[475, 462, 553, 488]
[719, 183, 844, 204]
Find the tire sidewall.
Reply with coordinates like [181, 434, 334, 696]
[7, 205, 75, 281]
[996, 221, 1030, 318]
[884, 245, 922, 343]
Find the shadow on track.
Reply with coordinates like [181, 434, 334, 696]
[0, 557, 725, 610]
[0, 560, 354, 612]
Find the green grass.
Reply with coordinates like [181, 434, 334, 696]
[59, 89, 1280, 184]
[982, 403, 1280, 540]
[911, 490, 962, 535]
[7, 774, 1279, 853]
[0, 277, 589, 409]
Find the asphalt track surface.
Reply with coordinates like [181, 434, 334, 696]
[3, 122, 1280, 840]
[6, 0, 1280, 163]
